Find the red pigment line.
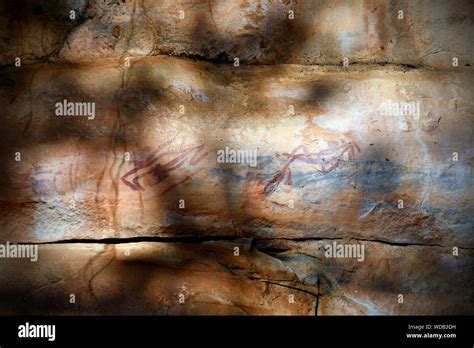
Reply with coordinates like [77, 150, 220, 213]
[263, 141, 359, 195]
[120, 145, 177, 190]
[132, 134, 179, 170]
[160, 167, 204, 195]
[121, 143, 207, 191]
[69, 163, 74, 190]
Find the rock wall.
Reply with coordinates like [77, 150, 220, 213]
[0, 0, 472, 315]
[2, 0, 473, 68]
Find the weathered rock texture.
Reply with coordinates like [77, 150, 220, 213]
[1, 0, 473, 68]
[0, 0, 473, 315]
[0, 241, 316, 315]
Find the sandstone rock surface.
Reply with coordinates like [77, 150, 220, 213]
[1, 1, 473, 68]
[0, 241, 315, 315]
[0, 0, 472, 316]
[0, 58, 472, 247]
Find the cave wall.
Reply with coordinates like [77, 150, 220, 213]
[0, 0, 472, 315]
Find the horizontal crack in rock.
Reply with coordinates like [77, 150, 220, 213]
[5, 235, 472, 249]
